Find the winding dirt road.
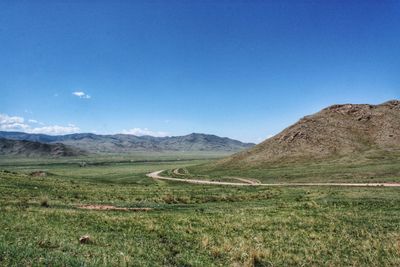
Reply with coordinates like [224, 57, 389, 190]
[146, 170, 400, 187]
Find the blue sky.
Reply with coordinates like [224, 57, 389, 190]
[0, 0, 399, 143]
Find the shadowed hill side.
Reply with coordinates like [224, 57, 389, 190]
[0, 138, 86, 157]
[215, 100, 400, 168]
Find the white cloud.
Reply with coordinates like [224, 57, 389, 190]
[72, 91, 91, 99]
[29, 125, 79, 135]
[0, 114, 24, 124]
[122, 128, 168, 137]
[28, 119, 45, 125]
[0, 113, 80, 135]
[73, 92, 84, 97]
[0, 122, 29, 130]
[0, 114, 28, 131]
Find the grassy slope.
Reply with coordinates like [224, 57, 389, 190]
[0, 156, 399, 266]
[187, 150, 400, 183]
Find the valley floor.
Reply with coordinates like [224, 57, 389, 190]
[0, 155, 399, 266]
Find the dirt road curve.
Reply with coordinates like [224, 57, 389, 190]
[146, 170, 400, 187]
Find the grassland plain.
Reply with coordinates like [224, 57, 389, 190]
[0, 154, 399, 266]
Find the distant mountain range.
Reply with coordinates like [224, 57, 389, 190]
[0, 138, 85, 157]
[0, 132, 255, 155]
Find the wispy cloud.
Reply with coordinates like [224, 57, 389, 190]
[122, 128, 168, 137]
[0, 114, 24, 124]
[0, 122, 29, 130]
[28, 119, 45, 125]
[72, 91, 91, 99]
[29, 125, 79, 135]
[0, 114, 28, 130]
[0, 113, 80, 135]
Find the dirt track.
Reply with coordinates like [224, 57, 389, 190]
[147, 170, 400, 187]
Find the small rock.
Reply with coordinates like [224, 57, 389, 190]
[79, 162, 87, 167]
[79, 235, 91, 244]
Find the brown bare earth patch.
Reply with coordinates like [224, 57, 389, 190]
[78, 205, 152, 211]
[30, 171, 47, 177]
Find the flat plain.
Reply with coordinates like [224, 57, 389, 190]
[0, 153, 399, 266]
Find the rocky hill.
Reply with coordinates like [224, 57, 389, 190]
[217, 100, 400, 167]
[0, 132, 254, 154]
[0, 138, 86, 157]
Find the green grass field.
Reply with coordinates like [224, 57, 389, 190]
[187, 150, 400, 184]
[0, 154, 399, 266]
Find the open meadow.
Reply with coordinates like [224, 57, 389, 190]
[186, 150, 400, 184]
[1, 153, 399, 266]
